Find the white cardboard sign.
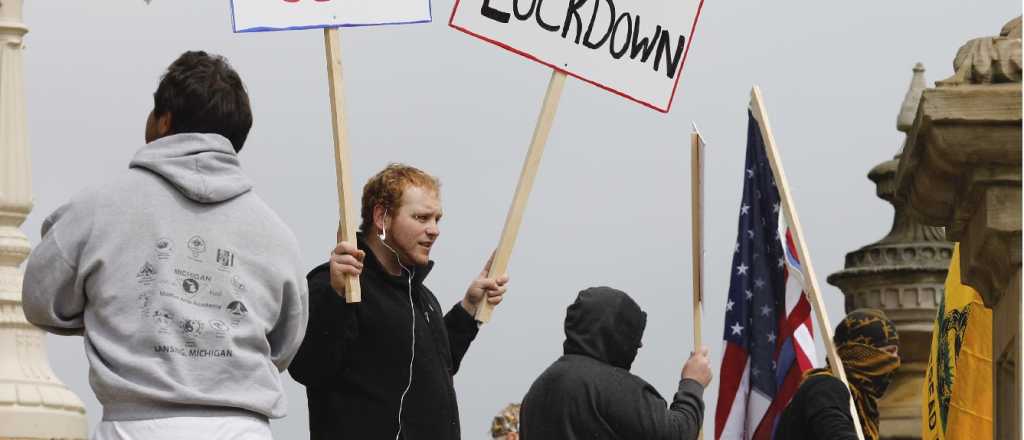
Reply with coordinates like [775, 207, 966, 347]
[450, 0, 703, 112]
[231, 0, 432, 32]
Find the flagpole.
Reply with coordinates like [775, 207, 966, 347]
[748, 86, 865, 440]
[689, 125, 705, 440]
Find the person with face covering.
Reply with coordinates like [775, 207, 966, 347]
[519, 287, 711, 440]
[774, 308, 901, 440]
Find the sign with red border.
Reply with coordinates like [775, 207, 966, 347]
[450, 0, 704, 112]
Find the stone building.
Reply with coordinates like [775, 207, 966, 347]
[828, 63, 954, 440]
[0, 1, 89, 439]
[894, 16, 1022, 440]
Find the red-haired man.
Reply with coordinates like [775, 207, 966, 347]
[290, 163, 509, 440]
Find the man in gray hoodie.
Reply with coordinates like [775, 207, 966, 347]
[22, 51, 308, 440]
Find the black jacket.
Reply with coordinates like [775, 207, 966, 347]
[520, 286, 705, 440]
[774, 374, 859, 440]
[288, 236, 478, 440]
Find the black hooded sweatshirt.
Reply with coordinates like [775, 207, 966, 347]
[288, 234, 478, 440]
[773, 374, 859, 440]
[520, 287, 705, 440]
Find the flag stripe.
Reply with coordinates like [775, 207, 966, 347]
[720, 363, 750, 440]
[746, 390, 772, 439]
[716, 342, 750, 438]
[715, 111, 816, 440]
[759, 359, 805, 440]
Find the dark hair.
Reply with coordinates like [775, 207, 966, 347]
[153, 51, 252, 152]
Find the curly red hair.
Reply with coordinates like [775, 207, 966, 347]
[360, 163, 440, 233]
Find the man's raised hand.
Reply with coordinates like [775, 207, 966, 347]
[461, 254, 509, 316]
[682, 346, 713, 387]
[330, 241, 365, 297]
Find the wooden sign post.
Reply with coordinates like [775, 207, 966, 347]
[231, 0, 433, 303]
[476, 70, 566, 322]
[690, 125, 705, 440]
[323, 28, 361, 302]
[690, 125, 705, 347]
[450, 0, 705, 322]
[749, 86, 865, 440]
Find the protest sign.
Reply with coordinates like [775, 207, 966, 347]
[230, 0, 431, 302]
[231, 0, 430, 32]
[451, 0, 704, 322]
[450, 0, 704, 112]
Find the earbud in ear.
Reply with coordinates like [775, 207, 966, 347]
[378, 209, 389, 241]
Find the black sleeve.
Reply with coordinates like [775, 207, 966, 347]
[288, 264, 358, 387]
[443, 302, 479, 375]
[805, 376, 860, 440]
[605, 377, 706, 440]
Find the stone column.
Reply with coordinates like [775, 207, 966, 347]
[0, 1, 89, 439]
[895, 16, 1022, 440]
[828, 63, 953, 440]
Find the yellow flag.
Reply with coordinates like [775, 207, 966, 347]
[922, 243, 993, 440]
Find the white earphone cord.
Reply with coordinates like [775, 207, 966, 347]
[379, 227, 416, 440]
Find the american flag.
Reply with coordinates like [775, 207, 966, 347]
[714, 111, 818, 440]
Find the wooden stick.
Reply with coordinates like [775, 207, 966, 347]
[689, 128, 704, 440]
[690, 129, 704, 347]
[475, 69, 568, 323]
[324, 28, 360, 303]
[749, 86, 864, 440]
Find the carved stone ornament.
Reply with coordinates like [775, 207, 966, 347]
[828, 63, 952, 440]
[937, 16, 1022, 86]
[895, 15, 1022, 440]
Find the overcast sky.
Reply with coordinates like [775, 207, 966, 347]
[18, 1, 1020, 438]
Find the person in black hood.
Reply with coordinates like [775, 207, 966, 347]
[520, 286, 711, 440]
[288, 164, 509, 440]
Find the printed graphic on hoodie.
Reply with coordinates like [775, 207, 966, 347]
[21, 133, 309, 421]
[138, 235, 248, 358]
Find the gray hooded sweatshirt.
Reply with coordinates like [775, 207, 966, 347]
[22, 133, 309, 421]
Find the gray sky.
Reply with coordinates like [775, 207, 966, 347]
[19, 1, 1020, 438]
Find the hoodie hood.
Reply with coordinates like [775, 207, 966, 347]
[130, 133, 252, 203]
[562, 286, 647, 370]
